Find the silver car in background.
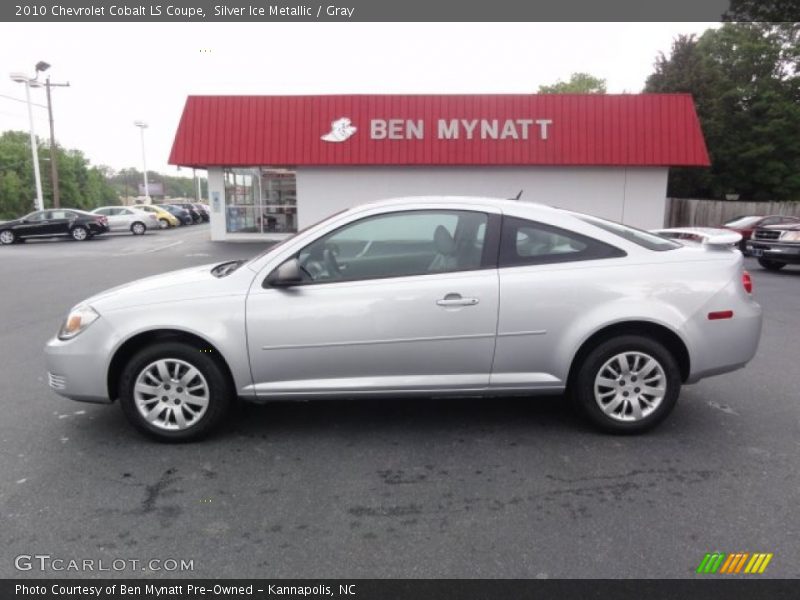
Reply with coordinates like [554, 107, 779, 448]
[45, 197, 762, 441]
[91, 206, 159, 235]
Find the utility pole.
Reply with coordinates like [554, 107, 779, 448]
[44, 76, 70, 208]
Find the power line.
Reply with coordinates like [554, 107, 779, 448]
[0, 93, 48, 109]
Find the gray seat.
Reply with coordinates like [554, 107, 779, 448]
[428, 225, 458, 272]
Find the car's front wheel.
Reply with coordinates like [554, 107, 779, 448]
[119, 342, 233, 442]
[758, 258, 786, 271]
[70, 226, 89, 241]
[572, 335, 680, 434]
[131, 221, 146, 235]
[0, 230, 16, 245]
[159, 218, 170, 229]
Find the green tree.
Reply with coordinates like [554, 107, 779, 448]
[538, 72, 607, 94]
[0, 130, 119, 217]
[645, 23, 800, 200]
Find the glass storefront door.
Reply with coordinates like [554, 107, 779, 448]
[224, 167, 297, 234]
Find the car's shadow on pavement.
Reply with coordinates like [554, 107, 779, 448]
[68, 394, 598, 445]
[216, 394, 630, 445]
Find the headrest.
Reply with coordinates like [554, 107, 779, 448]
[433, 225, 455, 254]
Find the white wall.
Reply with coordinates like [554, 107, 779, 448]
[297, 166, 668, 230]
[207, 167, 227, 241]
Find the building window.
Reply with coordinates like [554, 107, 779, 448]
[223, 167, 297, 234]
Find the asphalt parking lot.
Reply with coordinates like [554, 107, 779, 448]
[1, 225, 798, 579]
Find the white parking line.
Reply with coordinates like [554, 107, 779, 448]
[113, 240, 184, 256]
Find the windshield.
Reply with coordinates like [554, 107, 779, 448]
[724, 216, 761, 228]
[577, 214, 682, 251]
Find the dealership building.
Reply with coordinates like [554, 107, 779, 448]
[168, 94, 709, 241]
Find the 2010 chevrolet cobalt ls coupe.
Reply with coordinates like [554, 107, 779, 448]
[45, 197, 762, 441]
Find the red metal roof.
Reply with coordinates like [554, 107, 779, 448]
[169, 94, 710, 168]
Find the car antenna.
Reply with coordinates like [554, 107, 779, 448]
[512, 190, 523, 200]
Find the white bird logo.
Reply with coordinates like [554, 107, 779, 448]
[321, 117, 357, 142]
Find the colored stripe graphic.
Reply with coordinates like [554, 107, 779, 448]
[698, 552, 773, 574]
[697, 553, 726, 573]
[745, 553, 774, 574]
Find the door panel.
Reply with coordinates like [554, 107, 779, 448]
[44, 210, 72, 236]
[491, 216, 626, 390]
[16, 212, 49, 237]
[245, 270, 499, 396]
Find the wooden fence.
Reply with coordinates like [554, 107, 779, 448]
[665, 198, 800, 227]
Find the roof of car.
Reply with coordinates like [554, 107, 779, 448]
[354, 195, 563, 216]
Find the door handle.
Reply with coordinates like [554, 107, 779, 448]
[436, 293, 479, 307]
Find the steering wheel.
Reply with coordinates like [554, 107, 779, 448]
[323, 245, 343, 278]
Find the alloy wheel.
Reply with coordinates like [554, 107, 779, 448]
[0, 230, 15, 244]
[71, 227, 87, 241]
[133, 358, 210, 431]
[593, 351, 666, 422]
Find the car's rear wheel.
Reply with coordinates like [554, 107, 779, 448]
[758, 258, 786, 271]
[572, 335, 680, 434]
[70, 226, 89, 241]
[159, 218, 170, 229]
[0, 230, 16, 245]
[119, 341, 232, 442]
[131, 221, 146, 235]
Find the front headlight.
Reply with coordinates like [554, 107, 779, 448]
[58, 305, 100, 340]
[780, 231, 800, 242]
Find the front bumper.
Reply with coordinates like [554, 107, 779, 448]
[44, 318, 116, 404]
[745, 241, 800, 263]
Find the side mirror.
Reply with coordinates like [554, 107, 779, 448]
[266, 258, 304, 287]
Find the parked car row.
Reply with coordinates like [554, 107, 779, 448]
[723, 214, 800, 271]
[0, 203, 209, 245]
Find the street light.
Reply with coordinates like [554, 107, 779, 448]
[134, 120, 150, 203]
[9, 71, 44, 212]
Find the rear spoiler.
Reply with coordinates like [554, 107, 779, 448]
[651, 227, 742, 248]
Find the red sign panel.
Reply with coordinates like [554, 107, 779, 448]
[169, 94, 709, 168]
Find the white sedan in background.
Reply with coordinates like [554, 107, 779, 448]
[91, 206, 159, 235]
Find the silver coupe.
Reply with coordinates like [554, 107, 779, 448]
[45, 197, 763, 441]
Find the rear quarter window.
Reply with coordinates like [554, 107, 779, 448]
[577, 215, 681, 251]
[499, 216, 626, 267]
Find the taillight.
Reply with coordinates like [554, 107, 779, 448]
[742, 271, 753, 294]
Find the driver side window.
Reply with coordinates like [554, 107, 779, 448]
[297, 210, 489, 283]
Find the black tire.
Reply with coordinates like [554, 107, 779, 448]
[571, 335, 681, 434]
[159, 218, 170, 229]
[758, 258, 786, 271]
[0, 230, 16, 245]
[70, 226, 89, 241]
[130, 221, 146, 235]
[119, 341, 233, 442]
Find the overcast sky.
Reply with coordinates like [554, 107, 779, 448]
[0, 22, 716, 178]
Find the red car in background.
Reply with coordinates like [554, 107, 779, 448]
[723, 215, 800, 251]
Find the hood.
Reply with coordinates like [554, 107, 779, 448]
[82, 262, 251, 313]
[762, 223, 800, 232]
